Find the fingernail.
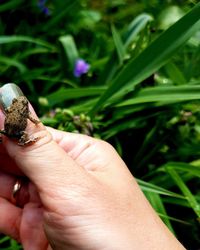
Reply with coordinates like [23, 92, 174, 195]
[0, 83, 24, 112]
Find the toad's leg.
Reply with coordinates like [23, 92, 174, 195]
[18, 131, 39, 146]
[0, 130, 5, 143]
[0, 130, 7, 136]
[0, 130, 8, 142]
[28, 112, 40, 125]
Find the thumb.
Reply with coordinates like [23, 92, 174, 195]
[2, 102, 89, 198]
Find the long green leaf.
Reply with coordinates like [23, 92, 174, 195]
[123, 13, 153, 48]
[138, 179, 185, 199]
[59, 35, 79, 70]
[19, 48, 54, 59]
[157, 213, 191, 225]
[46, 87, 106, 106]
[144, 192, 174, 233]
[0, 36, 56, 50]
[160, 162, 200, 178]
[0, 56, 27, 73]
[89, 3, 200, 115]
[166, 168, 200, 218]
[116, 85, 200, 106]
[111, 24, 126, 66]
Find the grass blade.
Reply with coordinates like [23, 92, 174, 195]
[166, 168, 200, 218]
[116, 85, 200, 106]
[123, 13, 153, 48]
[0, 36, 56, 50]
[111, 24, 126, 66]
[160, 162, 200, 178]
[59, 35, 79, 70]
[138, 179, 185, 199]
[45, 87, 106, 106]
[157, 213, 191, 226]
[0, 56, 27, 73]
[144, 192, 175, 233]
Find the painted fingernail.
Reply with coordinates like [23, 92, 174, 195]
[0, 83, 24, 112]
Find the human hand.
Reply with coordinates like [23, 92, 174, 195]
[0, 105, 185, 250]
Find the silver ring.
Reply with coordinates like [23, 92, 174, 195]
[11, 179, 22, 204]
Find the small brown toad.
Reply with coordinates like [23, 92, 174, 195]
[0, 96, 40, 146]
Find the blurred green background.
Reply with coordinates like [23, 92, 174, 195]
[0, 0, 200, 249]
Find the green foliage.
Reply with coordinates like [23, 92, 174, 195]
[0, 0, 200, 249]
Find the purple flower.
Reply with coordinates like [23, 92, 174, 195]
[73, 59, 90, 78]
[42, 6, 51, 16]
[37, 0, 51, 16]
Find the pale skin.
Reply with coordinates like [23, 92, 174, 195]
[0, 107, 186, 250]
